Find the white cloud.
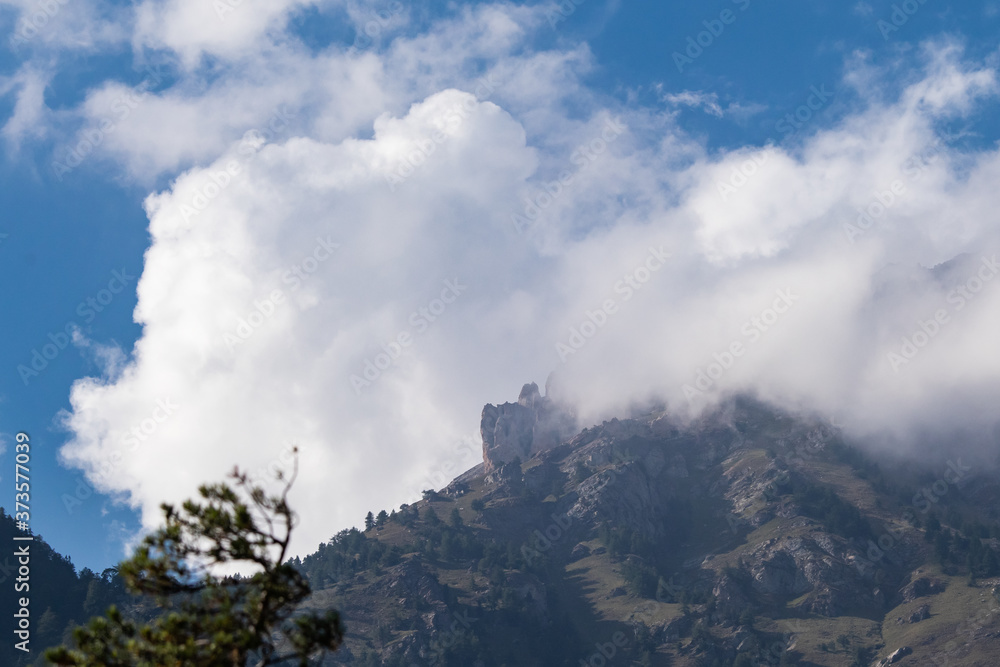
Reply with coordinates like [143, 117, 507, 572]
[61, 50, 387, 182]
[0, 67, 49, 149]
[663, 90, 725, 118]
[660, 89, 766, 121]
[54, 7, 1000, 560]
[132, 0, 318, 68]
[51, 3, 571, 185]
[2, 0, 127, 53]
[61, 87, 545, 555]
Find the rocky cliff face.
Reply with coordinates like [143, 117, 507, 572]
[480, 382, 575, 472]
[308, 388, 1000, 666]
[482, 396, 905, 610]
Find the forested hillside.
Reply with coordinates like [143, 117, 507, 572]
[0, 510, 131, 666]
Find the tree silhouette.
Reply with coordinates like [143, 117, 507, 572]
[46, 450, 343, 666]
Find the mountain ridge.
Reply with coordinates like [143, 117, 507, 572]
[8, 386, 1000, 665]
[301, 386, 1000, 666]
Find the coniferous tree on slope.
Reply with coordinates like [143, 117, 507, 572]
[47, 451, 343, 667]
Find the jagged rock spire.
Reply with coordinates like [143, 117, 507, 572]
[481, 382, 575, 472]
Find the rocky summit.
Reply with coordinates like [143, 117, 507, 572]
[479, 381, 577, 472]
[294, 386, 1000, 666]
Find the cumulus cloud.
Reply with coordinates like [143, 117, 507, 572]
[52, 3, 572, 184]
[60, 87, 545, 554]
[132, 0, 317, 68]
[59, 51, 385, 182]
[550, 43, 1000, 451]
[54, 5, 1000, 560]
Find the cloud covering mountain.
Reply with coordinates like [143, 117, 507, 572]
[9, 2, 999, 557]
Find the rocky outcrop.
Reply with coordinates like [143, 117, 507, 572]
[569, 543, 591, 561]
[741, 534, 890, 616]
[481, 382, 575, 472]
[368, 557, 447, 612]
[751, 549, 811, 598]
[713, 572, 753, 620]
[876, 646, 912, 665]
[441, 480, 469, 498]
[310, 389, 1000, 667]
[523, 460, 564, 496]
[568, 461, 665, 539]
[482, 459, 525, 498]
[481, 401, 533, 469]
[505, 571, 548, 620]
[901, 575, 945, 602]
[365, 558, 479, 665]
[908, 604, 930, 623]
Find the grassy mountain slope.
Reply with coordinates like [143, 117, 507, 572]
[296, 395, 1000, 666]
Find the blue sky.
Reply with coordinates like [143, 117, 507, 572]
[2, 0, 1000, 573]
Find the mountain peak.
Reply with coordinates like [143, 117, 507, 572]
[479, 382, 576, 472]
